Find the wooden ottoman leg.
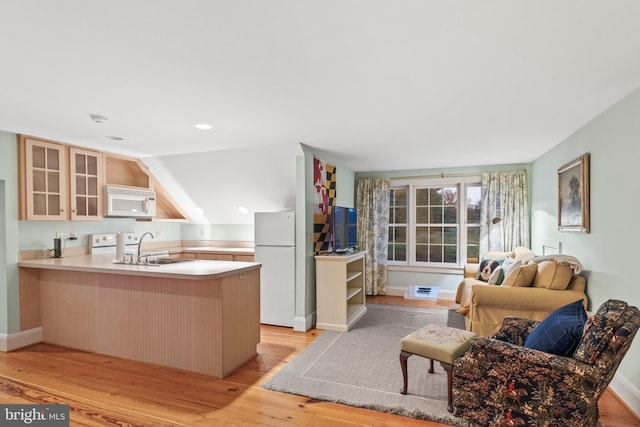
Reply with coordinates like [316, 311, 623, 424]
[440, 362, 453, 413]
[428, 358, 434, 374]
[399, 350, 411, 394]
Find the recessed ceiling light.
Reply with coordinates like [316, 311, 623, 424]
[238, 206, 249, 215]
[195, 123, 212, 130]
[106, 136, 124, 141]
[194, 206, 205, 215]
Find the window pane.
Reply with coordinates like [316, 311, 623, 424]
[416, 207, 428, 223]
[444, 227, 457, 244]
[467, 226, 479, 245]
[429, 245, 442, 263]
[394, 188, 407, 205]
[466, 184, 481, 224]
[429, 227, 442, 244]
[444, 245, 457, 263]
[395, 207, 406, 223]
[429, 207, 442, 223]
[443, 206, 457, 223]
[394, 226, 406, 243]
[442, 187, 457, 205]
[429, 189, 442, 204]
[416, 189, 428, 205]
[416, 245, 428, 262]
[467, 245, 479, 263]
[396, 244, 406, 261]
[416, 226, 428, 243]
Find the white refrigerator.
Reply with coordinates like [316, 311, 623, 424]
[254, 211, 295, 327]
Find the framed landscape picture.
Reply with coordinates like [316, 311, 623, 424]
[558, 153, 590, 233]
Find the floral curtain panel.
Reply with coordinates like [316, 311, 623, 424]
[480, 170, 530, 254]
[356, 178, 390, 295]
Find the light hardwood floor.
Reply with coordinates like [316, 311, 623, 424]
[0, 296, 636, 426]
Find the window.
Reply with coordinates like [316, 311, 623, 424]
[388, 188, 407, 262]
[388, 177, 481, 269]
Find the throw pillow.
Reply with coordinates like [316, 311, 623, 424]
[532, 260, 573, 290]
[488, 267, 504, 285]
[500, 258, 521, 283]
[524, 299, 588, 356]
[501, 263, 537, 287]
[477, 258, 503, 282]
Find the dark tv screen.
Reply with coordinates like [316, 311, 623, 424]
[333, 206, 357, 252]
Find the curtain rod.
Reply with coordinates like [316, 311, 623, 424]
[383, 169, 527, 181]
[392, 171, 483, 180]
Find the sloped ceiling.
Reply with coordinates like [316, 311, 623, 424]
[2, 1, 640, 172]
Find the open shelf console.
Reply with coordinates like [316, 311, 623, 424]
[315, 251, 367, 331]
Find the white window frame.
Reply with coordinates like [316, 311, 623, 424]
[388, 176, 481, 274]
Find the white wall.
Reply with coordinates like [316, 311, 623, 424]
[531, 86, 640, 414]
[142, 142, 302, 226]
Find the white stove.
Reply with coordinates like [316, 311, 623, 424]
[89, 233, 169, 261]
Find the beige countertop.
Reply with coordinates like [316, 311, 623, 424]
[18, 254, 260, 280]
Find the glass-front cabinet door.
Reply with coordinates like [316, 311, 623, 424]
[70, 147, 103, 220]
[24, 138, 69, 220]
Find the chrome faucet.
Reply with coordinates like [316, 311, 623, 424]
[137, 232, 154, 261]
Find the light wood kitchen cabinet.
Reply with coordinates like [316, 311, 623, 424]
[70, 147, 103, 220]
[18, 134, 189, 222]
[179, 251, 254, 262]
[20, 137, 69, 220]
[193, 253, 235, 261]
[315, 251, 367, 332]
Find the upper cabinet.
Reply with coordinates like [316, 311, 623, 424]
[20, 137, 69, 220]
[70, 147, 103, 220]
[18, 135, 189, 222]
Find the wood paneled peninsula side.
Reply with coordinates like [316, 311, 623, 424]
[18, 255, 261, 378]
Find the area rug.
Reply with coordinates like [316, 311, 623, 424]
[262, 304, 467, 426]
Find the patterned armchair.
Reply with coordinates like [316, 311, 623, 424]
[452, 299, 640, 426]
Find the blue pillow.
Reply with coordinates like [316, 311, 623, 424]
[524, 300, 587, 356]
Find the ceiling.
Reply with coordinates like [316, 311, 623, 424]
[2, 1, 640, 172]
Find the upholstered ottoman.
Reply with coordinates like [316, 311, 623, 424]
[400, 325, 476, 412]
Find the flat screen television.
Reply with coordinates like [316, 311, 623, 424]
[332, 206, 358, 253]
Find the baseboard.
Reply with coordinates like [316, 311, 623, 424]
[387, 286, 456, 301]
[610, 373, 640, 419]
[293, 311, 315, 332]
[0, 327, 43, 352]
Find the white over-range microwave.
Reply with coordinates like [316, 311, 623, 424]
[105, 186, 156, 219]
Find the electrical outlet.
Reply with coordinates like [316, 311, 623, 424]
[56, 232, 64, 239]
[155, 231, 160, 237]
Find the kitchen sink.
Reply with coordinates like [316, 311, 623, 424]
[114, 258, 195, 266]
[154, 258, 194, 265]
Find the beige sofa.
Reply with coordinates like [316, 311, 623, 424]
[455, 253, 588, 337]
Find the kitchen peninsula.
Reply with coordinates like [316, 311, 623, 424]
[18, 254, 261, 378]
